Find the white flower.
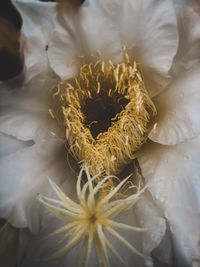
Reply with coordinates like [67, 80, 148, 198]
[0, 0, 200, 266]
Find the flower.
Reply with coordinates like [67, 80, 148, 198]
[0, 0, 200, 267]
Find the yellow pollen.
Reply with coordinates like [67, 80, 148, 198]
[53, 54, 157, 177]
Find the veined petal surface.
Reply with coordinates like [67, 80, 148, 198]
[90, 0, 178, 98]
[12, 0, 57, 81]
[48, 2, 122, 80]
[149, 68, 200, 145]
[0, 138, 77, 234]
[138, 136, 200, 265]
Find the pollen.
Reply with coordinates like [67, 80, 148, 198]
[53, 52, 157, 176]
[38, 166, 150, 267]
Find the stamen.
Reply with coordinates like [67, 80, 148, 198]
[53, 54, 156, 177]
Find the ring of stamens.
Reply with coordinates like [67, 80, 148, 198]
[54, 54, 156, 176]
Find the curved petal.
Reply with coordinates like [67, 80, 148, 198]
[138, 136, 200, 266]
[0, 100, 58, 143]
[0, 76, 60, 142]
[12, 0, 57, 81]
[0, 132, 34, 158]
[0, 138, 77, 234]
[171, 4, 200, 76]
[135, 191, 166, 256]
[48, 2, 122, 80]
[95, 0, 178, 98]
[149, 68, 200, 145]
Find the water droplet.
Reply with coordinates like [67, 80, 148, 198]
[184, 155, 190, 161]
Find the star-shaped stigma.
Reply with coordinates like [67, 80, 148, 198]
[38, 166, 150, 267]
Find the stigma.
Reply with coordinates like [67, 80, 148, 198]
[38, 166, 150, 267]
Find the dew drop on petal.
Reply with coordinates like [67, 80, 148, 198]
[184, 154, 190, 161]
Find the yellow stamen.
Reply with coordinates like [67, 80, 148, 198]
[53, 54, 156, 177]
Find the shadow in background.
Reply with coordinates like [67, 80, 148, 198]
[0, 0, 22, 81]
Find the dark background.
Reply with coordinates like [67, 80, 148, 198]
[0, 0, 84, 81]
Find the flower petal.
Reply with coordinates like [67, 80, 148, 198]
[0, 132, 33, 158]
[149, 68, 200, 145]
[96, 0, 178, 98]
[0, 138, 77, 234]
[0, 75, 61, 142]
[0, 1, 59, 142]
[135, 191, 166, 256]
[12, 0, 57, 81]
[171, 4, 200, 75]
[138, 136, 200, 265]
[48, 2, 122, 80]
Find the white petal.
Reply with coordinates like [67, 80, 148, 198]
[12, 0, 57, 81]
[106, 209, 147, 267]
[48, 3, 122, 80]
[135, 191, 166, 256]
[0, 138, 77, 234]
[0, 103, 57, 142]
[96, 0, 178, 98]
[0, 132, 33, 158]
[171, 4, 200, 75]
[166, 208, 200, 266]
[149, 68, 200, 145]
[0, 76, 61, 142]
[138, 136, 200, 265]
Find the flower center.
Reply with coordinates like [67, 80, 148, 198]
[54, 54, 156, 175]
[81, 91, 129, 139]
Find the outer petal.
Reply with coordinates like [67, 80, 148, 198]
[135, 191, 166, 257]
[12, 0, 57, 81]
[95, 0, 178, 98]
[48, 2, 122, 80]
[0, 132, 33, 158]
[0, 138, 77, 234]
[138, 137, 200, 266]
[149, 68, 200, 145]
[0, 77, 61, 142]
[171, 3, 200, 76]
[0, 1, 59, 142]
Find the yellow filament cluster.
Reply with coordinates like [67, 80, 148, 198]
[54, 54, 156, 176]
